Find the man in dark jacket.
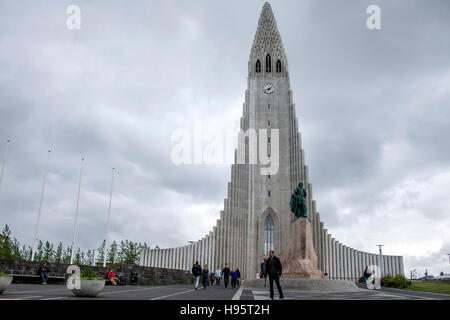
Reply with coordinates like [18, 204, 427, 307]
[222, 264, 231, 289]
[38, 262, 50, 285]
[264, 250, 284, 300]
[191, 261, 202, 290]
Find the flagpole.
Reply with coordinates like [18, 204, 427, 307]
[70, 158, 85, 264]
[31, 149, 51, 262]
[103, 167, 115, 267]
[0, 138, 11, 188]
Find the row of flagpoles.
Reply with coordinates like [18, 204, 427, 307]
[0, 139, 115, 267]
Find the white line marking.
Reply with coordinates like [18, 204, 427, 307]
[40, 297, 68, 300]
[232, 281, 244, 300]
[149, 289, 195, 300]
[102, 286, 166, 295]
[9, 288, 68, 294]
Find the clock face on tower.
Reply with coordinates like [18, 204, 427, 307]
[263, 83, 275, 95]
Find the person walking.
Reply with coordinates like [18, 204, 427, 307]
[222, 264, 231, 289]
[107, 269, 118, 286]
[260, 259, 266, 280]
[38, 262, 50, 285]
[192, 261, 202, 290]
[231, 268, 238, 289]
[202, 264, 210, 289]
[363, 266, 372, 287]
[264, 250, 284, 300]
[236, 268, 241, 286]
[214, 267, 222, 285]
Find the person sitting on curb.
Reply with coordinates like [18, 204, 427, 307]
[38, 262, 50, 285]
[107, 269, 118, 286]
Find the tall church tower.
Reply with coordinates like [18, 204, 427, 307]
[240, 2, 301, 278]
[140, 2, 405, 281]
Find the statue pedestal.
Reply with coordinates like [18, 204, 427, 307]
[278, 218, 326, 279]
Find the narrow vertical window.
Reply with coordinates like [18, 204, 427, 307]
[276, 59, 282, 73]
[267, 120, 271, 127]
[268, 174, 271, 179]
[268, 137, 271, 143]
[267, 104, 271, 111]
[264, 215, 274, 255]
[268, 190, 271, 197]
[265, 54, 271, 73]
[256, 60, 261, 73]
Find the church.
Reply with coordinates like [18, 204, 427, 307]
[140, 2, 404, 280]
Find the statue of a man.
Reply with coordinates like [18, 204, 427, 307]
[290, 182, 307, 221]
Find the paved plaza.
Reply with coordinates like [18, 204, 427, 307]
[1, 282, 449, 300]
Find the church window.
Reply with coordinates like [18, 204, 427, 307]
[267, 120, 271, 127]
[264, 215, 274, 255]
[267, 104, 271, 111]
[268, 190, 271, 197]
[265, 54, 271, 73]
[268, 137, 271, 143]
[276, 59, 282, 73]
[256, 60, 261, 73]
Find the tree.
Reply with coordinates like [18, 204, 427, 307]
[62, 246, 71, 264]
[73, 247, 82, 265]
[42, 241, 54, 262]
[107, 241, 118, 264]
[0, 224, 12, 259]
[20, 245, 31, 261]
[86, 249, 94, 266]
[119, 240, 141, 265]
[95, 240, 106, 266]
[35, 240, 44, 262]
[54, 242, 63, 264]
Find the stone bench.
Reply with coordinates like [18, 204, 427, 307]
[8, 272, 66, 284]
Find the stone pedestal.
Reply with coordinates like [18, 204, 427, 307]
[278, 218, 326, 279]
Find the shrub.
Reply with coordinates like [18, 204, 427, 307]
[80, 268, 103, 280]
[0, 269, 10, 277]
[381, 274, 409, 288]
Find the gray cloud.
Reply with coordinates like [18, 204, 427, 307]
[0, 0, 449, 275]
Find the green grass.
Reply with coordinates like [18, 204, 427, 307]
[402, 281, 450, 295]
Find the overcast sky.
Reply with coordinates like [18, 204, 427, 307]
[0, 0, 449, 277]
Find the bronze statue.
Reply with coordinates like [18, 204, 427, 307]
[290, 182, 307, 221]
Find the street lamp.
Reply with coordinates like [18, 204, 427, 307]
[70, 158, 85, 264]
[0, 138, 11, 188]
[31, 149, 51, 262]
[103, 168, 115, 267]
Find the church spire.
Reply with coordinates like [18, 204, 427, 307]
[250, 2, 288, 76]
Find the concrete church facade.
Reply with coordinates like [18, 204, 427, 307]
[140, 3, 404, 280]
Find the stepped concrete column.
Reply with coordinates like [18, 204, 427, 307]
[332, 239, 337, 279]
[343, 246, 348, 280]
[339, 243, 344, 280]
[399, 256, 404, 276]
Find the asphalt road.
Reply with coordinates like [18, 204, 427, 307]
[1, 282, 449, 300]
[0, 283, 239, 300]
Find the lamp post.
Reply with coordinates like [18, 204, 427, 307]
[377, 244, 384, 277]
[31, 149, 51, 262]
[0, 139, 11, 188]
[103, 168, 115, 267]
[70, 158, 85, 264]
